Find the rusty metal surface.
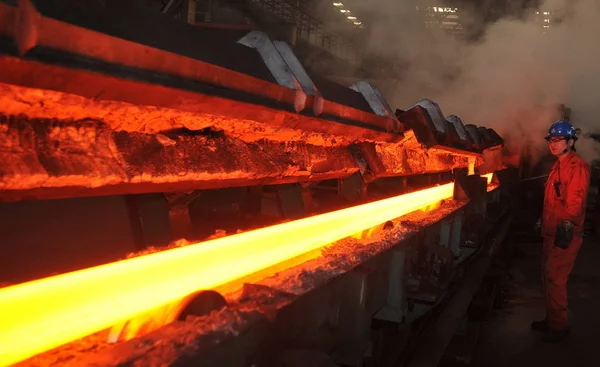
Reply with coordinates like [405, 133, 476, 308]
[315, 101, 399, 134]
[0, 111, 473, 201]
[430, 145, 482, 158]
[355, 142, 388, 178]
[0, 58, 403, 143]
[0, 1, 500, 204]
[375, 139, 472, 177]
[0, 114, 361, 201]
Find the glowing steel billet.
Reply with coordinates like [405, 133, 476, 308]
[0, 182, 455, 366]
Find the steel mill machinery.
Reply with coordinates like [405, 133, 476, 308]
[0, 1, 517, 366]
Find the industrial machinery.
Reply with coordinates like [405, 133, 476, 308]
[0, 1, 516, 366]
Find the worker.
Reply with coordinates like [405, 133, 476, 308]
[532, 120, 590, 342]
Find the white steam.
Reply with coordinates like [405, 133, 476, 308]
[351, 0, 600, 163]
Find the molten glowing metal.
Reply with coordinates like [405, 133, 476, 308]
[483, 173, 493, 184]
[482, 173, 496, 191]
[0, 183, 455, 366]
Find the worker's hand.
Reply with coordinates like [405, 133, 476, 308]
[555, 221, 574, 249]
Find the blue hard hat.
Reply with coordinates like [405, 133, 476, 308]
[545, 120, 578, 140]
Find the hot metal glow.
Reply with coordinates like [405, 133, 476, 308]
[0, 182, 456, 366]
[482, 173, 496, 192]
[483, 173, 493, 184]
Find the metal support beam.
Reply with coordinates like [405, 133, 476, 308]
[339, 173, 366, 202]
[450, 214, 464, 260]
[439, 218, 452, 249]
[351, 81, 401, 133]
[183, 0, 197, 24]
[406, 214, 512, 367]
[374, 250, 407, 323]
[238, 31, 304, 92]
[163, 191, 202, 240]
[125, 195, 147, 251]
[332, 267, 377, 366]
[272, 40, 316, 96]
[276, 184, 307, 219]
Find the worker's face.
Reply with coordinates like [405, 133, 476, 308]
[547, 137, 569, 156]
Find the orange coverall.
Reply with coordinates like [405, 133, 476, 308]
[541, 151, 590, 330]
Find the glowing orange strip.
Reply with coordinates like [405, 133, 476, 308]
[482, 173, 496, 191]
[0, 183, 455, 366]
[483, 173, 493, 184]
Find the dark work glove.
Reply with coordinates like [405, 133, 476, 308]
[555, 221, 574, 249]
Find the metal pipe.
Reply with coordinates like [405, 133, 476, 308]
[405, 213, 513, 367]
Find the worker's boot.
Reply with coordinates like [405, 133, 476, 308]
[531, 318, 548, 332]
[541, 328, 569, 343]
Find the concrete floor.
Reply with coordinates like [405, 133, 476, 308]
[473, 234, 600, 367]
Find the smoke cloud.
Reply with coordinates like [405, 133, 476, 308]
[347, 0, 600, 164]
